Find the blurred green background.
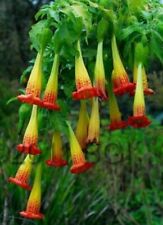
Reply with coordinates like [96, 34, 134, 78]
[0, 1, 163, 225]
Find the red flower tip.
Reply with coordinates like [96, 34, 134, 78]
[96, 89, 108, 100]
[144, 88, 155, 95]
[70, 162, 94, 174]
[72, 87, 98, 100]
[129, 84, 154, 96]
[128, 115, 151, 128]
[17, 94, 43, 107]
[8, 177, 31, 190]
[114, 82, 135, 96]
[17, 144, 41, 155]
[41, 101, 60, 110]
[109, 120, 128, 131]
[20, 211, 44, 220]
[46, 158, 67, 167]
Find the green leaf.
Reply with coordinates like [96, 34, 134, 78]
[6, 97, 18, 105]
[97, 18, 109, 41]
[61, 2, 92, 35]
[29, 20, 52, 52]
[53, 17, 82, 56]
[150, 32, 163, 63]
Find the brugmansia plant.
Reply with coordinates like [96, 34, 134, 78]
[9, 0, 163, 220]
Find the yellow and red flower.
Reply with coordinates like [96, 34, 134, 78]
[94, 41, 108, 100]
[111, 35, 134, 96]
[18, 52, 43, 106]
[67, 122, 94, 174]
[46, 131, 67, 167]
[76, 101, 89, 149]
[20, 163, 44, 220]
[87, 98, 100, 143]
[128, 63, 151, 128]
[72, 40, 98, 100]
[131, 62, 154, 96]
[17, 105, 41, 155]
[108, 79, 127, 131]
[42, 54, 60, 110]
[8, 155, 33, 190]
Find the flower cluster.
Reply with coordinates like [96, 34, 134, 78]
[9, 5, 154, 219]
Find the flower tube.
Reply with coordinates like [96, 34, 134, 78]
[67, 122, 94, 174]
[42, 54, 60, 110]
[76, 101, 89, 149]
[20, 163, 44, 220]
[8, 155, 33, 190]
[108, 77, 127, 131]
[18, 52, 43, 106]
[87, 98, 100, 143]
[46, 131, 67, 167]
[111, 35, 134, 95]
[131, 62, 154, 96]
[128, 63, 151, 128]
[17, 105, 41, 155]
[94, 41, 108, 100]
[72, 40, 98, 100]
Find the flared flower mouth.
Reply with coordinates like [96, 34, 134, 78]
[72, 86, 98, 100]
[144, 88, 155, 95]
[114, 82, 135, 96]
[109, 120, 128, 131]
[8, 177, 31, 190]
[20, 211, 44, 220]
[17, 144, 41, 155]
[130, 83, 155, 96]
[96, 88, 108, 100]
[46, 158, 67, 167]
[17, 94, 43, 106]
[70, 162, 94, 174]
[128, 115, 151, 128]
[41, 101, 60, 110]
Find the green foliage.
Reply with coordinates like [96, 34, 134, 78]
[29, 21, 53, 52]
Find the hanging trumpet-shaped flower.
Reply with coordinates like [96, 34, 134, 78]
[67, 122, 94, 174]
[131, 62, 154, 96]
[17, 52, 43, 106]
[108, 78, 127, 131]
[8, 155, 33, 190]
[46, 131, 67, 167]
[128, 63, 151, 128]
[17, 105, 41, 155]
[20, 163, 44, 220]
[94, 41, 108, 100]
[42, 54, 60, 110]
[111, 35, 134, 95]
[87, 98, 100, 144]
[72, 40, 98, 100]
[76, 101, 89, 149]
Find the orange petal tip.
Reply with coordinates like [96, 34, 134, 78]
[17, 144, 41, 155]
[20, 211, 44, 220]
[128, 115, 151, 128]
[8, 177, 31, 190]
[70, 162, 94, 174]
[46, 159, 67, 167]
